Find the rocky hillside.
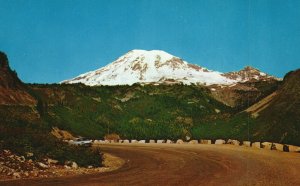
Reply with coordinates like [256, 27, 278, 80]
[207, 66, 280, 108]
[0, 52, 36, 105]
[208, 79, 280, 108]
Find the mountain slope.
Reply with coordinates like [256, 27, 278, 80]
[246, 69, 300, 145]
[63, 50, 238, 86]
[0, 51, 36, 105]
[207, 66, 281, 108]
[246, 69, 300, 119]
[208, 79, 280, 108]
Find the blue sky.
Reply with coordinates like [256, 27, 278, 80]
[0, 0, 299, 83]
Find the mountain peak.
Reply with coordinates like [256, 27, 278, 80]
[0, 51, 9, 69]
[130, 49, 173, 55]
[243, 66, 259, 71]
[117, 49, 179, 66]
[223, 66, 278, 82]
[129, 49, 174, 55]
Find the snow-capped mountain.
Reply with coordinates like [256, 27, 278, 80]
[62, 50, 277, 86]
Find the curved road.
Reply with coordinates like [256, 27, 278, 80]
[1, 144, 300, 186]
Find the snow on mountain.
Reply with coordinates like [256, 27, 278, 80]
[223, 66, 280, 82]
[62, 50, 276, 86]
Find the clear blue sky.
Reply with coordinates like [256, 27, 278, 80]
[0, 0, 299, 83]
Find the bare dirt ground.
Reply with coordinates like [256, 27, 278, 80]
[1, 143, 299, 186]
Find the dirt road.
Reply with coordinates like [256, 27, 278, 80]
[1, 143, 299, 186]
